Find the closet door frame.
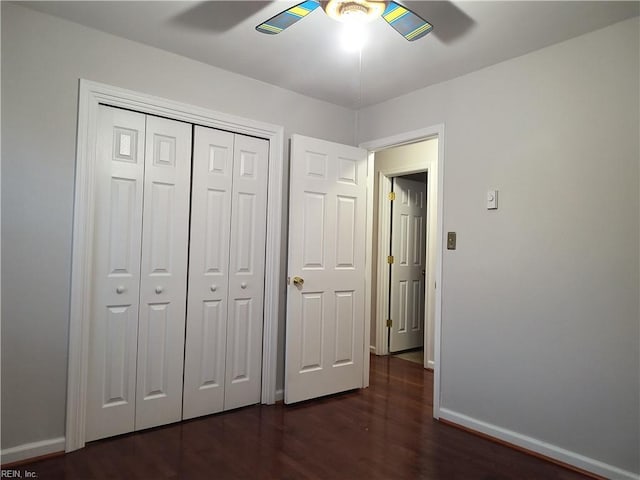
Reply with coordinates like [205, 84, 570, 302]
[66, 79, 284, 453]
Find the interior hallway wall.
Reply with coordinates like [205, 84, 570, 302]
[358, 17, 640, 475]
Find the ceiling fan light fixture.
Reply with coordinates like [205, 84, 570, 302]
[323, 0, 388, 24]
[341, 22, 367, 52]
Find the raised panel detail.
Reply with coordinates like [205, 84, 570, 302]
[337, 157, 357, 185]
[401, 188, 409, 205]
[103, 305, 133, 407]
[149, 182, 174, 275]
[239, 151, 256, 178]
[109, 178, 137, 276]
[399, 214, 409, 265]
[230, 299, 251, 383]
[119, 133, 131, 157]
[200, 301, 224, 389]
[300, 293, 323, 372]
[412, 216, 423, 265]
[414, 190, 424, 208]
[303, 192, 325, 269]
[305, 151, 327, 179]
[399, 281, 408, 333]
[204, 189, 227, 274]
[209, 145, 229, 174]
[335, 196, 356, 269]
[154, 134, 176, 167]
[334, 291, 355, 366]
[114, 128, 138, 163]
[143, 303, 169, 400]
[234, 193, 256, 274]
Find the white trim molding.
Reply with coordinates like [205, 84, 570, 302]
[360, 124, 445, 420]
[375, 173, 393, 356]
[362, 151, 375, 389]
[66, 79, 284, 453]
[275, 389, 284, 403]
[1, 437, 65, 465]
[440, 408, 640, 480]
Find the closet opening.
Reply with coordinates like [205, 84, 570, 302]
[67, 80, 285, 452]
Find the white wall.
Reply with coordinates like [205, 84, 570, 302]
[359, 17, 640, 476]
[2, 3, 639, 477]
[0, 2, 356, 452]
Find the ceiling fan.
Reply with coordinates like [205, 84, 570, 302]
[256, 0, 433, 42]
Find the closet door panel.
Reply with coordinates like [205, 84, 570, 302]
[86, 106, 146, 442]
[224, 135, 269, 410]
[135, 116, 192, 430]
[183, 127, 234, 419]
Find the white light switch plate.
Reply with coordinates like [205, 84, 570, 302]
[487, 189, 498, 209]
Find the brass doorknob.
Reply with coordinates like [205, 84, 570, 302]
[292, 276, 304, 287]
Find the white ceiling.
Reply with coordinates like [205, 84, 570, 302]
[22, 1, 640, 108]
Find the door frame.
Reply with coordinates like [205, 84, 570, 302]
[66, 79, 285, 452]
[361, 124, 444, 418]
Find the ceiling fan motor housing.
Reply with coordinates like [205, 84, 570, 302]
[322, 0, 389, 23]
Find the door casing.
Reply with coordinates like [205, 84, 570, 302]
[360, 125, 444, 419]
[67, 79, 285, 452]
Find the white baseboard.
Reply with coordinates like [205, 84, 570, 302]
[439, 408, 639, 480]
[369, 345, 376, 354]
[1, 437, 65, 465]
[275, 388, 284, 402]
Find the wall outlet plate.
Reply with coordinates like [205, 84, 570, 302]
[447, 232, 457, 250]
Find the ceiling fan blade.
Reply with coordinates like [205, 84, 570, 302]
[256, 1, 320, 35]
[382, 1, 433, 41]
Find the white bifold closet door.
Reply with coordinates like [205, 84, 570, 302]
[86, 105, 192, 441]
[182, 126, 269, 419]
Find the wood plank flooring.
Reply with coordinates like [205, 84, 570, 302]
[8, 355, 592, 479]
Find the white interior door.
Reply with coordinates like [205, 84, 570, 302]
[86, 106, 146, 442]
[285, 134, 367, 404]
[135, 116, 192, 430]
[389, 176, 427, 352]
[183, 128, 268, 418]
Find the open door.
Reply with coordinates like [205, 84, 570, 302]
[285, 135, 368, 404]
[389, 176, 427, 353]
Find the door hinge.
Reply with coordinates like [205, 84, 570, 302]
[386, 319, 393, 327]
[388, 191, 396, 201]
[387, 255, 394, 264]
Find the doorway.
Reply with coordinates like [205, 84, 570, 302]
[388, 172, 428, 362]
[361, 126, 443, 417]
[66, 80, 285, 452]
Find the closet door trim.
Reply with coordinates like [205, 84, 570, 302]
[67, 79, 284, 453]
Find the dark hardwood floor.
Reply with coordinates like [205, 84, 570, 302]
[8, 355, 593, 479]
